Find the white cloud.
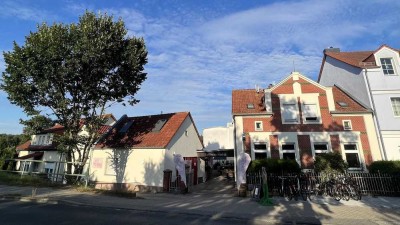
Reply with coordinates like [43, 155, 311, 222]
[3, 1, 397, 133]
[199, 0, 400, 55]
[0, 1, 58, 22]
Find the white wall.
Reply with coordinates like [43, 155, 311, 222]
[319, 56, 370, 107]
[164, 116, 203, 179]
[203, 124, 234, 151]
[381, 131, 400, 160]
[90, 148, 166, 187]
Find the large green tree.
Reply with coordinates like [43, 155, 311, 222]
[1, 12, 148, 181]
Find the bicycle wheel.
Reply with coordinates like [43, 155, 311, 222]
[292, 186, 299, 201]
[342, 186, 350, 201]
[333, 185, 341, 201]
[349, 185, 362, 201]
[300, 184, 308, 201]
[308, 189, 317, 201]
[284, 186, 291, 201]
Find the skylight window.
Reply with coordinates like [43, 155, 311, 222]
[337, 101, 348, 107]
[152, 119, 167, 132]
[247, 103, 255, 109]
[119, 120, 134, 133]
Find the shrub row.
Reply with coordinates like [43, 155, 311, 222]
[247, 158, 300, 173]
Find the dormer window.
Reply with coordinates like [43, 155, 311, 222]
[302, 103, 320, 123]
[380, 58, 396, 75]
[282, 103, 299, 123]
[247, 103, 255, 109]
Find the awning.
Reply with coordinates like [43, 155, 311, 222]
[16, 152, 44, 160]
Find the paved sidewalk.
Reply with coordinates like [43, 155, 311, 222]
[1, 177, 400, 225]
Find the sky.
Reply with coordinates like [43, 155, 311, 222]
[0, 0, 399, 135]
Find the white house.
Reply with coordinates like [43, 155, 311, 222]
[318, 45, 400, 160]
[90, 112, 204, 191]
[15, 114, 116, 180]
[201, 123, 235, 164]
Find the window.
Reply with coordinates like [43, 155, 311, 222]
[282, 103, 298, 123]
[44, 162, 55, 179]
[247, 103, 255, 109]
[254, 121, 263, 131]
[343, 120, 352, 130]
[313, 143, 329, 157]
[380, 58, 395, 75]
[391, 97, 400, 117]
[253, 142, 268, 160]
[302, 103, 319, 123]
[281, 143, 296, 160]
[344, 143, 361, 169]
[32, 136, 37, 145]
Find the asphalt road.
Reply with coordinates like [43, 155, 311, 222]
[0, 200, 279, 225]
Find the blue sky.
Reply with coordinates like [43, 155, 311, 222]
[1, 0, 399, 135]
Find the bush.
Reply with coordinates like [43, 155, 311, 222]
[0, 171, 53, 186]
[368, 161, 400, 174]
[247, 158, 300, 173]
[314, 152, 348, 173]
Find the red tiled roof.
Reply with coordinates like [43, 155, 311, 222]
[16, 140, 58, 151]
[96, 112, 191, 149]
[325, 51, 375, 68]
[16, 151, 44, 160]
[331, 86, 369, 112]
[16, 140, 31, 151]
[232, 89, 265, 114]
[18, 123, 112, 151]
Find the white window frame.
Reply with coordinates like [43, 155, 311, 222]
[343, 120, 352, 130]
[281, 102, 299, 124]
[312, 142, 330, 158]
[252, 142, 269, 159]
[254, 121, 263, 131]
[31, 136, 37, 145]
[380, 58, 396, 75]
[343, 143, 362, 170]
[280, 142, 297, 161]
[390, 97, 400, 117]
[301, 102, 321, 124]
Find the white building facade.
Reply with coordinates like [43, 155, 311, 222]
[319, 45, 400, 160]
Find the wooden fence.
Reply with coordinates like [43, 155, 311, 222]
[246, 172, 400, 197]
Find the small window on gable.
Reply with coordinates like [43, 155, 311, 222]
[255, 121, 263, 131]
[380, 58, 396, 75]
[302, 103, 319, 123]
[343, 120, 352, 130]
[282, 103, 298, 123]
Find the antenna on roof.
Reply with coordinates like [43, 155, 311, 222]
[293, 60, 296, 72]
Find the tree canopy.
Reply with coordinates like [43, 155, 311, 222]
[1, 11, 148, 179]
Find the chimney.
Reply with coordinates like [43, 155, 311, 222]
[323, 47, 340, 53]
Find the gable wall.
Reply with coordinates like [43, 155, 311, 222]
[319, 56, 370, 107]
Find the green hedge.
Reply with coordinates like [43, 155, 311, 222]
[247, 158, 300, 173]
[368, 160, 400, 174]
[314, 152, 348, 173]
